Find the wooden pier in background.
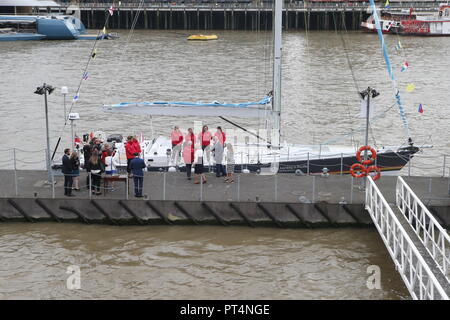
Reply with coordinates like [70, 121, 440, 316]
[37, 2, 442, 30]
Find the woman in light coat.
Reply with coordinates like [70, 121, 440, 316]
[193, 143, 207, 184]
[211, 136, 225, 177]
[225, 143, 235, 183]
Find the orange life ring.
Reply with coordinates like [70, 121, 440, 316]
[366, 165, 381, 181]
[350, 163, 367, 178]
[356, 145, 377, 165]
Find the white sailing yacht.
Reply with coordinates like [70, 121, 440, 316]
[99, 0, 419, 176]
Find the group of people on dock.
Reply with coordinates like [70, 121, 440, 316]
[62, 135, 146, 197]
[60, 125, 236, 198]
[171, 125, 235, 184]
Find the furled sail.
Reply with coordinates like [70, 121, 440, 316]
[102, 95, 271, 118]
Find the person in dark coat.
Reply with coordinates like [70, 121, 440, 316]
[62, 148, 74, 196]
[86, 149, 104, 195]
[82, 141, 92, 171]
[130, 152, 146, 198]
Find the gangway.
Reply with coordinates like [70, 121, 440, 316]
[365, 176, 450, 300]
[396, 176, 450, 284]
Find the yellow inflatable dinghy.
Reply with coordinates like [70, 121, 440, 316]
[187, 34, 218, 41]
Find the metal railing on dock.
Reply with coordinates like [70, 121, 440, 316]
[396, 176, 450, 282]
[365, 176, 449, 300]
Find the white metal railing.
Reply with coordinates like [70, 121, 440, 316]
[396, 176, 450, 283]
[365, 176, 449, 300]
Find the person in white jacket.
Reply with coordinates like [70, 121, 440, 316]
[104, 149, 120, 191]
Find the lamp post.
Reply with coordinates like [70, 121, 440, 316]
[34, 83, 55, 183]
[61, 86, 68, 121]
[359, 86, 379, 187]
[68, 112, 80, 153]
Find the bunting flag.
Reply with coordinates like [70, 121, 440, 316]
[400, 61, 409, 72]
[385, 0, 390, 8]
[369, 0, 410, 137]
[102, 27, 106, 34]
[406, 83, 416, 92]
[108, 5, 115, 16]
[91, 49, 97, 59]
[74, 135, 81, 145]
[395, 41, 402, 52]
[82, 72, 89, 80]
[73, 95, 79, 102]
[418, 104, 424, 113]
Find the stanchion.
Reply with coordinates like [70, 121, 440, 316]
[443, 155, 447, 177]
[237, 175, 240, 201]
[51, 171, 55, 199]
[312, 175, 316, 203]
[350, 176, 354, 204]
[274, 174, 278, 201]
[340, 153, 343, 175]
[13, 148, 18, 196]
[126, 174, 129, 200]
[307, 152, 310, 175]
[200, 174, 203, 201]
[408, 154, 411, 177]
[163, 172, 166, 200]
[448, 168, 450, 196]
[89, 172, 92, 200]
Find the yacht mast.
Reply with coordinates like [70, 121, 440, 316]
[270, 0, 282, 173]
[272, 0, 282, 149]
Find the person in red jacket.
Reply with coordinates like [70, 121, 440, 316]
[198, 125, 212, 165]
[171, 126, 184, 166]
[125, 136, 136, 175]
[214, 126, 226, 145]
[183, 128, 196, 179]
[131, 135, 142, 155]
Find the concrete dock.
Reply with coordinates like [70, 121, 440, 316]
[0, 170, 449, 227]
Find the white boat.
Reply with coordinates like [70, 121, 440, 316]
[55, 0, 421, 176]
[96, 0, 420, 176]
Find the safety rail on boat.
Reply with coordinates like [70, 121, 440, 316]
[396, 176, 450, 283]
[365, 176, 449, 300]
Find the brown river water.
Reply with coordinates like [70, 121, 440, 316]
[1, 29, 449, 299]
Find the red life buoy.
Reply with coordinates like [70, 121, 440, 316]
[366, 165, 381, 181]
[350, 163, 367, 178]
[356, 145, 377, 165]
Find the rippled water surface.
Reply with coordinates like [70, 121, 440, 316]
[1, 29, 448, 299]
[0, 224, 409, 299]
